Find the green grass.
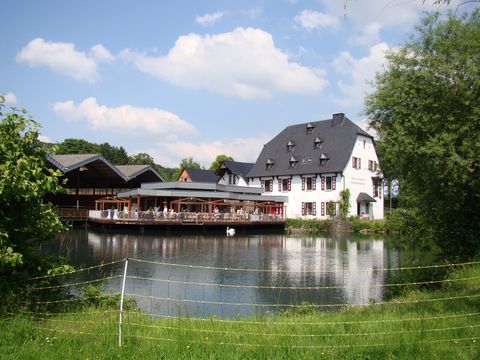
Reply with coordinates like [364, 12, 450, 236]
[1, 265, 480, 359]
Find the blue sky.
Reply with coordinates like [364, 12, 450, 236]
[2, 0, 478, 167]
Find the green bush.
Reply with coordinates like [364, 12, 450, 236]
[285, 218, 329, 233]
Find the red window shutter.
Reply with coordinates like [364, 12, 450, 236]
[321, 176, 325, 191]
[278, 180, 282, 192]
[332, 176, 336, 190]
[288, 178, 291, 191]
[312, 177, 316, 190]
[301, 202, 306, 216]
[302, 177, 305, 191]
[359, 158, 361, 169]
[321, 202, 325, 216]
[352, 157, 356, 168]
[312, 202, 317, 216]
[269, 181, 273, 192]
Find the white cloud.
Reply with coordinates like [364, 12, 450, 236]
[294, 9, 340, 31]
[16, 38, 113, 82]
[355, 119, 378, 139]
[52, 97, 196, 136]
[38, 134, 52, 143]
[140, 135, 269, 168]
[3, 92, 17, 104]
[195, 11, 225, 27]
[90, 44, 114, 62]
[320, 0, 460, 34]
[351, 22, 382, 47]
[123, 27, 327, 99]
[332, 42, 391, 108]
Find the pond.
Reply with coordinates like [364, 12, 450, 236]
[41, 228, 427, 318]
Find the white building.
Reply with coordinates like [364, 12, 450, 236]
[216, 161, 254, 187]
[246, 113, 383, 219]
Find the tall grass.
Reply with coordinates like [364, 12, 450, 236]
[1, 265, 479, 359]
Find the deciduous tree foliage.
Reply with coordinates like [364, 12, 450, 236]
[209, 154, 234, 171]
[0, 99, 66, 299]
[365, 11, 480, 260]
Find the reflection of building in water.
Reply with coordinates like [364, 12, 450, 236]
[263, 236, 389, 305]
[81, 230, 399, 316]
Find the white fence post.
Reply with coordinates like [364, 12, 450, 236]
[118, 258, 129, 347]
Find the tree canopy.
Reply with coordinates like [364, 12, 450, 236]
[55, 138, 129, 165]
[0, 98, 67, 301]
[365, 11, 480, 260]
[209, 154, 234, 171]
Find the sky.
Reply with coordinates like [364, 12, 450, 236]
[2, 0, 478, 168]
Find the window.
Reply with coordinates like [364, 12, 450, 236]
[314, 137, 323, 149]
[319, 153, 328, 166]
[302, 176, 316, 191]
[279, 178, 291, 192]
[287, 140, 295, 152]
[301, 202, 316, 216]
[321, 175, 336, 191]
[262, 179, 273, 192]
[368, 160, 373, 171]
[352, 157, 361, 169]
[289, 156, 298, 168]
[266, 158, 275, 169]
[306, 123, 314, 134]
[228, 173, 236, 185]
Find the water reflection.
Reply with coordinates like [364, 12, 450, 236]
[47, 228, 400, 318]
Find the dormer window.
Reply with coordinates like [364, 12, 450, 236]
[306, 123, 314, 134]
[287, 140, 295, 152]
[314, 137, 323, 149]
[319, 153, 329, 166]
[266, 158, 275, 169]
[289, 156, 298, 168]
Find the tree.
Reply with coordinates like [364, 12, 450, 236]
[173, 157, 202, 180]
[55, 138, 129, 165]
[338, 189, 351, 221]
[365, 11, 480, 260]
[0, 98, 67, 302]
[128, 152, 155, 166]
[209, 154, 234, 171]
[97, 142, 129, 165]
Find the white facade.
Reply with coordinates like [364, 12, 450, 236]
[343, 135, 384, 219]
[248, 134, 383, 220]
[217, 171, 249, 187]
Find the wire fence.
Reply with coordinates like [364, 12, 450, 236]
[21, 257, 480, 351]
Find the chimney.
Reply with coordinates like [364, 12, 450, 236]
[332, 113, 345, 127]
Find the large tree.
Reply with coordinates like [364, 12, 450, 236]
[365, 11, 480, 260]
[0, 99, 66, 302]
[209, 154, 234, 171]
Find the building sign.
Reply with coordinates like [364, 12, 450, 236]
[391, 180, 399, 198]
[383, 180, 389, 198]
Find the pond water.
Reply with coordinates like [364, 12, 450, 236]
[41, 228, 422, 318]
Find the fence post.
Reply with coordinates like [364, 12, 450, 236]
[118, 258, 129, 347]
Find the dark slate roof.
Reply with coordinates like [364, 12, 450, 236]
[357, 192, 377, 203]
[184, 168, 219, 183]
[247, 114, 372, 178]
[218, 161, 255, 179]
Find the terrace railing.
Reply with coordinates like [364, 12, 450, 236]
[88, 210, 284, 223]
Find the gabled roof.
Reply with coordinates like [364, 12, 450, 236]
[247, 113, 372, 178]
[47, 154, 127, 181]
[116, 165, 164, 182]
[182, 168, 219, 183]
[217, 161, 255, 179]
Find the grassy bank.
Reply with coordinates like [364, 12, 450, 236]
[1, 266, 479, 359]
